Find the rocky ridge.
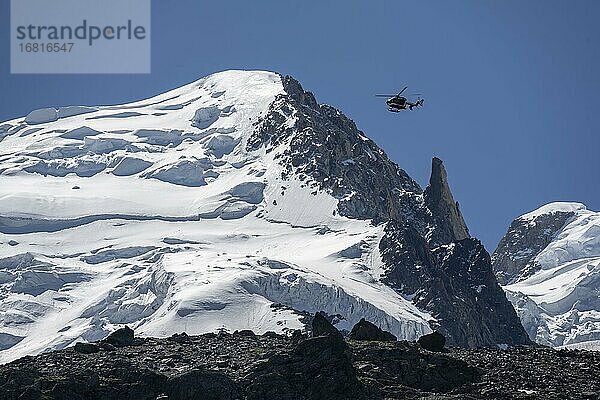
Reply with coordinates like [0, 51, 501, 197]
[0, 321, 597, 400]
[249, 75, 422, 223]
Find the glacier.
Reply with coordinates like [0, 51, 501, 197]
[0, 71, 434, 363]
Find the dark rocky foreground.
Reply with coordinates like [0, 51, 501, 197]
[1, 327, 598, 400]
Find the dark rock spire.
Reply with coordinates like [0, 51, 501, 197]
[424, 157, 470, 245]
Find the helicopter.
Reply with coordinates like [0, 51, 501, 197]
[375, 86, 424, 112]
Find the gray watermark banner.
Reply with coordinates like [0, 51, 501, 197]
[11, 0, 151, 74]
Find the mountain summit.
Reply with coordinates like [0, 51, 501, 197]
[0, 70, 529, 362]
[493, 202, 600, 348]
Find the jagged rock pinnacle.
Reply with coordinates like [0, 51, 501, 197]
[424, 157, 470, 245]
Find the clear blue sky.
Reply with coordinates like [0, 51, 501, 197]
[1, 1, 598, 250]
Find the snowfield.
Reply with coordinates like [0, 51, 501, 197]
[502, 202, 600, 347]
[0, 71, 432, 363]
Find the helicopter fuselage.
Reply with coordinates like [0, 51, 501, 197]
[386, 96, 408, 111]
[376, 87, 423, 112]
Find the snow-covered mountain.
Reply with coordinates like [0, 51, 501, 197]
[0, 70, 529, 363]
[493, 202, 600, 347]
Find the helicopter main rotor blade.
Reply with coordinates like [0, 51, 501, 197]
[375, 94, 398, 97]
[398, 86, 408, 95]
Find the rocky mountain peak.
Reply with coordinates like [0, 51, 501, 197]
[249, 74, 422, 223]
[279, 75, 319, 109]
[424, 157, 470, 246]
[492, 202, 600, 347]
[492, 207, 577, 285]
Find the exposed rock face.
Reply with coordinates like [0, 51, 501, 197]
[381, 224, 531, 347]
[349, 318, 397, 342]
[1, 332, 598, 400]
[492, 209, 575, 285]
[424, 157, 470, 246]
[250, 76, 529, 348]
[249, 75, 422, 223]
[418, 331, 446, 352]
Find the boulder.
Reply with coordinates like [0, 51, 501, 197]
[169, 332, 191, 344]
[104, 326, 134, 347]
[349, 318, 397, 341]
[418, 331, 446, 352]
[73, 342, 100, 354]
[294, 334, 348, 359]
[245, 333, 366, 399]
[234, 329, 256, 337]
[311, 312, 342, 338]
[99, 342, 116, 351]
